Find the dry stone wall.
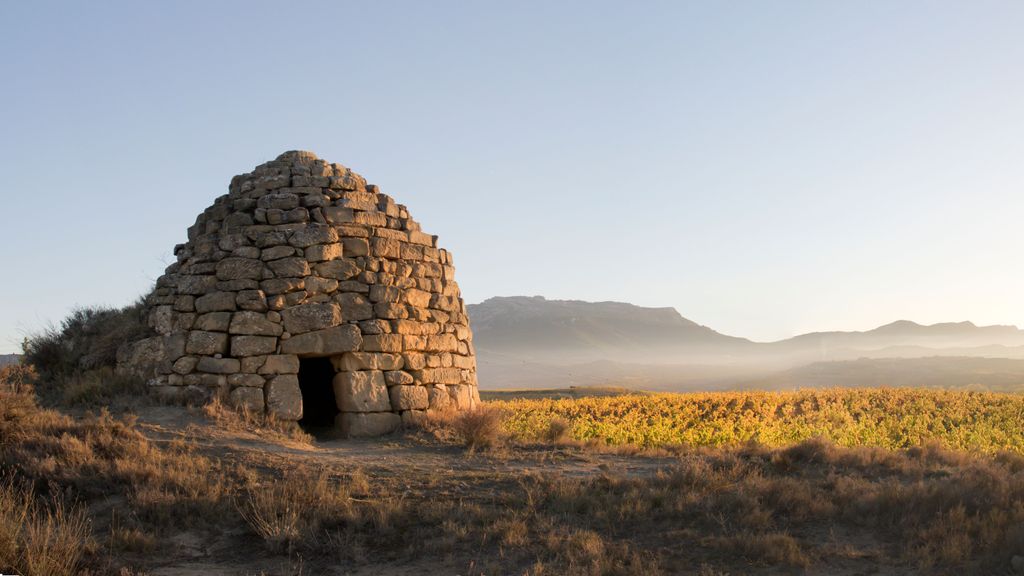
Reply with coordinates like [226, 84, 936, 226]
[120, 151, 478, 437]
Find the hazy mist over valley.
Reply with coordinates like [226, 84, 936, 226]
[469, 296, 1024, 391]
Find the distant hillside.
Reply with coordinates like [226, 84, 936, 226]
[0, 354, 20, 367]
[467, 296, 1024, 390]
[771, 320, 1024, 355]
[469, 296, 1024, 362]
[468, 296, 749, 362]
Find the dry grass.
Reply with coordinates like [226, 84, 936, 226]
[0, 477, 92, 576]
[203, 396, 313, 445]
[0, 384, 243, 572]
[58, 366, 148, 408]
[0, 363, 37, 395]
[447, 405, 506, 451]
[6, 368, 1024, 574]
[238, 468, 351, 554]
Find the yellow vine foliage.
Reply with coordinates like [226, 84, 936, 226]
[491, 388, 1024, 452]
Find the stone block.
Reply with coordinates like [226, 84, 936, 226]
[384, 370, 414, 386]
[228, 373, 265, 387]
[240, 356, 267, 373]
[336, 292, 373, 321]
[315, 259, 360, 280]
[333, 370, 391, 412]
[289, 224, 338, 248]
[391, 320, 423, 335]
[341, 237, 369, 257]
[425, 334, 459, 352]
[428, 385, 451, 409]
[260, 278, 305, 295]
[194, 312, 232, 332]
[231, 335, 278, 357]
[229, 311, 283, 336]
[267, 257, 310, 278]
[280, 325, 362, 356]
[403, 288, 432, 308]
[281, 302, 342, 334]
[373, 303, 407, 319]
[173, 295, 196, 312]
[185, 331, 229, 355]
[370, 237, 402, 259]
[216, 257, 265, 281]
[261, 245, 296, 261]
[257, 192, 299, 210]
[197, 357, 240, 374]
[177, 275, 218, 295]
[322, 206, 354, 224]
[171, 356, 199, 375]
[448, 384, 478, 410]
[368, 285, 401, 304]
[403, 352, 427, 370]
[236, 289, 268, 312]
[230, 386, 265, 412]
[305, 276, 339, 295]
[353, 211, 388, 227]
[408, 231, 435, 246]
[265, 375, 302, 420]
[388, 385, 428, 410]
[216, 279, 258, 292]
[401, 410, 428, 428]
[231, 246, 261, 259]
[259, 354, 300, 375]
[416, 367, 462, 385]
[305, 243, 342, 262]
[358, 319, 390, 335]
[195, 291, 237, 313]
[332, 352, 378, 371]
[362, 334, 403, 353]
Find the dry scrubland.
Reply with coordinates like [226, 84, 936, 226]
[4, 361, 1024, 574]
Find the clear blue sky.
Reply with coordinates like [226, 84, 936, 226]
[2, 1, 1023, 353]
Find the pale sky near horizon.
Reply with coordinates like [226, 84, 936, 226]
[1, 1, 1023, 354]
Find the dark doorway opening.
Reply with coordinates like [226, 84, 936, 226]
[297, 357, 339, 434]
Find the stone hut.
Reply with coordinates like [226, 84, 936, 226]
[120, 151, 479, 437]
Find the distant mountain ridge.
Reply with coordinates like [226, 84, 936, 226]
[775, 319, 1024, 352]
[467, 296, 1024, 390]
[467, 296, 749, 361]
[468, 296, 1024, 357]
[0, 354, 20, 368]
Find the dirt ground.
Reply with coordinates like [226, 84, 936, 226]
[130, 405, 673, 576]
[116, 405, 945, 576]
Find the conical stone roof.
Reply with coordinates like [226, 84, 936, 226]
[120, 151, 479, 437]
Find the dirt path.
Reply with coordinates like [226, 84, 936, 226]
[132, 405, 678, 483]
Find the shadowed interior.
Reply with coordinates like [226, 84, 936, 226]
[297, 357, 339, 431]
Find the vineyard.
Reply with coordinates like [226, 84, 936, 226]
[493, 388, 1024, 452]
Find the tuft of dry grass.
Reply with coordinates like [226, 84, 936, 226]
[58, 366, 147, 408]
[238, 468, 352, 554]
[0, 477, 91, 576]
[449, 405, 506, 451]
[0, 363, 37, 395]
[203, 397, 312, 445]
[704, 531, 809, 567]
[544, 416, 572, 444]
